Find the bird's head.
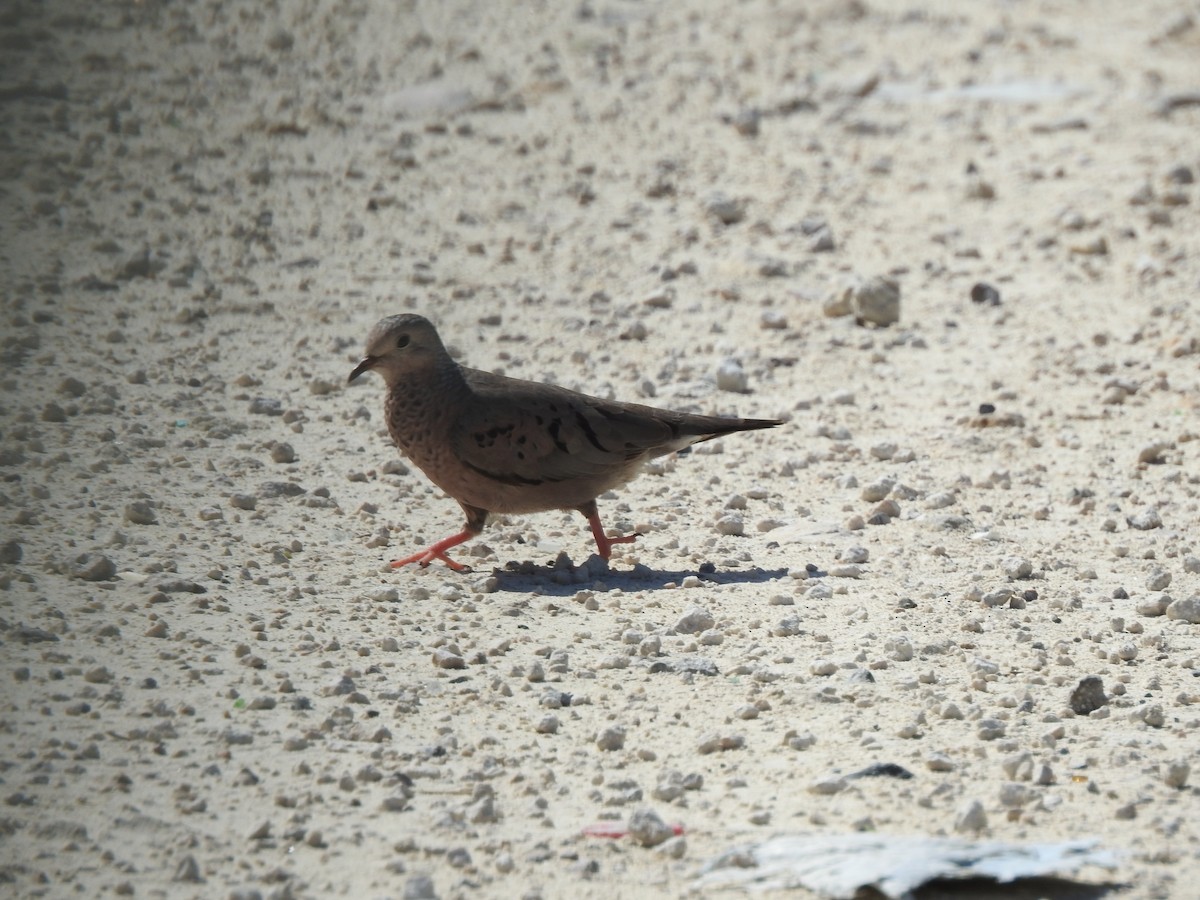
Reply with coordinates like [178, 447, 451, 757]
[348, 314, 448, 386]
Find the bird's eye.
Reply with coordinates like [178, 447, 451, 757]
[397, 334, 410, 349]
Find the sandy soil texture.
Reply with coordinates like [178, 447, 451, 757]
[2, 0, 1199, 897]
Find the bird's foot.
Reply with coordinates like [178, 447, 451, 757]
[592, 530, 641, 561]
[390, 549, 471, 572]
[389, 529, 476, 572]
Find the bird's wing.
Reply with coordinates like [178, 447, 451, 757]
[449, 370, 699, 488]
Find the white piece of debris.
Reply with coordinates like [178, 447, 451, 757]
[694, 833, 1116, 899]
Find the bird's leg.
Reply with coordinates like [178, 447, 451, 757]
[577, 500, 639, 560]
[391, 505, 487, 572]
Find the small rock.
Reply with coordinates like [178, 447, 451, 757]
[172, 855, 203, 883]
[1126, 508, 1163, 530]
[1166, 595, 1200, 624]
[595, 725, 626, 751]
[970, 282, 1001, 306]
[760, 310, 788, 330]
[1163, 759, 1190, 789]
[977, 718, 1006, 740]
[1002, 556, 1033, 579]
[271, 443, 296, 464]
[674, 606, 715, 634]
[124, 501, 157, 525]
[248, 397, 284, 416]
[69, 553, 116, 582]
[998, 782, 1035, 808]
[715, 514, 744, 536]
[955, 799, 988, 833]
[1139, 703, 1165, 728]
[84, 666, 112, 684]
[853, 276, 900, 327]
[715, 359, 749, 393]
[1138, 441, 1172, 464]
[1069, 676, 1107, 715]
[706, 193, 745, 225]
[401, 874, 437, 899]
[431, 649, 465, 670]
[1145, 568, 1171, 591]
[823, 284, 855, 317]
[697, 732, 744, 754]
[1136, 594, 1171, 617]
[808, 774, 847, 795]
[627, 808, 675, 847]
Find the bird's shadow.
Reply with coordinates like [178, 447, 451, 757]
[475, 555, 790, 596]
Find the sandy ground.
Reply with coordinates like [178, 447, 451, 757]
[2, 0, 1200, 897]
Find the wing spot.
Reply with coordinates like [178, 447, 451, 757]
[547, 419, 569, 454]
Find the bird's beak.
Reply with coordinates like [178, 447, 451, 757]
[348, 355, 378, 383]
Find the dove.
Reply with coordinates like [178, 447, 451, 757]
[349, 314, 781, 571]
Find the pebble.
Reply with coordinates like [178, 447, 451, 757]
[784, 730, 817, 751]
[999, 782, 1036, 808]
[839, 546, 869, 564]
[970, 282, 1001, 306]
[1138, 703, 1165, 728]
[1001, 556, 1033, 579]
[1142, 571, 1171, 592]
[884, 635, 913, 661]
[624, 808, 674, 847]
[657, 835, 687, 859]
[810, 659, 837, 676]
[1126, 508, 1163, 530]
[431, 648, 466, 669]
[248, 397, 283, 416]
[715, 513, 745, 536]
[1138, 440, 1172, 464]
[595, 726, 626, 751]
[1165, 595, 1200, 624]
[954, 799, 988, 833]
[715, 359, 749, 393]
[706, 193, 746, 225]
[926, 752, 954, 772]
[1114, 803, 1137, 821]
[402, 874, 437, 899]
[1163, 759, 1190, 789]
[861, 476, 895, 502]
[697, 732, 744, 754]
[69, 553, 116, 581]
[674, 606, 715, 634]
[271, 442, 297, 463]
[977, 718, 1006, 740]
[808, 774, 847, 795]
[869, 441, 896, 460]
[823, 284, 855, 317]
[1069, 676, 1107, 715]
[828, 563, 865, 579]
[772, 615, 802, 637]
[853, 277, 900, 326]
[1136, 594, 1171, 617]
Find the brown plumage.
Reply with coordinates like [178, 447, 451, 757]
[349, 314, 781, 571]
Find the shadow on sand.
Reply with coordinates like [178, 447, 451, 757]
[476, 555, 792, 596]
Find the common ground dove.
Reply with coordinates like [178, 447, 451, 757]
[349, 314, 781, 571]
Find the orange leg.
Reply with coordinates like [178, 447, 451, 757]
[391, 505, 488, 573]
[578, 500, 639, 560]
[390, 529, 475, 572]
